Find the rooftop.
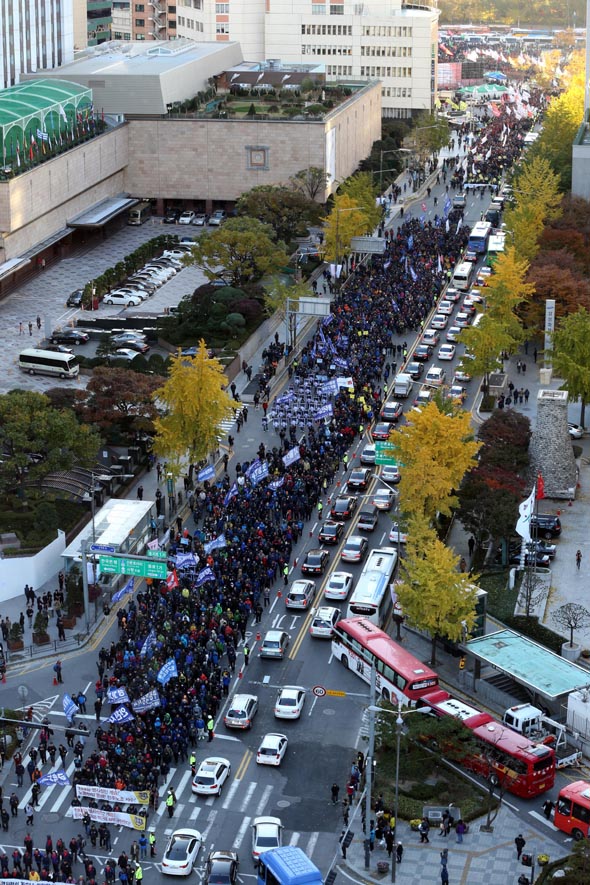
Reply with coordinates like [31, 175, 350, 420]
[55, 38, 239, 77]
[466, 628, 590, 699]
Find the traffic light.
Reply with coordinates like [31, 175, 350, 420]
[459, 655, 466, 670]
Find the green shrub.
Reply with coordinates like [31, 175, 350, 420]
[504, 614, 564, 654]
[226, 312, 246, 328]
[34, 502, 59, 533]
[480, 393, 495, 412]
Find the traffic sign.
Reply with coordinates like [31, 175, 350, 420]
[147, 549, 167, 559]
[99, 555, 167, 580]
[374, 441, 398, 466]
[325, 689, 346, 697]
[312, 685, 326, 698]
[90, 543, 116, 554]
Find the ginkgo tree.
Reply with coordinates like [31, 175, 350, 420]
[153, 342, 236, 477]
[395, 400, 480, 522]
[396, 517, 479, 666]
[551, 307, 590, 424]
[322, 193, 372, 263]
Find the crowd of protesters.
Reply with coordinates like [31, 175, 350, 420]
[0, 83, 545, 885]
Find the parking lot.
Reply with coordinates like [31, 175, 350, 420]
[0, 217, 207, 394]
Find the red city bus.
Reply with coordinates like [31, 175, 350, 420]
[331, 617, 439, 704]
[554, 781, 590, 839]
[419, 689, 555, 799]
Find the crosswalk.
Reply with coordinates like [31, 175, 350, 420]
[20, 761, 321, 862]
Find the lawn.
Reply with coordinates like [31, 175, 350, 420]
[477, 569, 516, 621]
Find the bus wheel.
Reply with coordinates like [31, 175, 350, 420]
[341, 656, 349, 669]
[572, 828, 584, 841]
[489, 773, 499, 787]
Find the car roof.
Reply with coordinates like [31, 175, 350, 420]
[171, 829, 202, 840]
[264, 630, 287, 640]
[279, 685, 305, 695]
[253, 816, 283, 827]
[198, 757, 230, 770]
[230, 693, 257, 704]
[315, 606, 339, 619]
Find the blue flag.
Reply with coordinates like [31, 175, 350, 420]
[204, 534, 226, 555]
[282, 446, 301, 467]
[112, 577, 134, 603]
[195, 566, 216, 588]
[107, 686, 130, 705]
[62, 694, 79, 722]
[269, 477, 285, 490]
[197, 465, 215, 483]
[38, 769, 71, 787]
[132, 689, 161, 713]
[140, 628, 157, 658]
[157, 658, 178, 685]
[108, 705, 135, 724]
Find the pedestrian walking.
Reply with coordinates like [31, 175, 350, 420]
[515, 834, 526, 859]
[441, 866, 449, 885]
[576, 549, 582, 570]
[25, 802, 34, 826]
[467, 537, 475, 559]
[149, 832, 156, 857]
[455, 820, 466, 843]
[331, 783, 340, 805]
[243, 644, 250, 667]
[207, 716, 214, 742]
[137, 486, 144, 501]
[396, 842, 403, 864]
[53, 660, 63, 683]
[36, 316, 41, 330]
[533, 348, 538, 363]
[542, 799, 554, 820]
[419, 818, 430, 843]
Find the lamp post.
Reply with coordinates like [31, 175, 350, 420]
[367, 703, 425, 882]
[379, 148, 411, 193]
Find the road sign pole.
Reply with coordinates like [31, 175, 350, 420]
[81, 540, 90, 634]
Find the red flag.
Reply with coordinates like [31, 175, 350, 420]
[166, 569, 179, 591]
[536, 473, 545, 500]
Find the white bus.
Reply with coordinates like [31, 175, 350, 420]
[127, 201, 152, 225]
[19, 348, 79, 378]
[452, 261, 475, 292]
[346, 547, 398, 626]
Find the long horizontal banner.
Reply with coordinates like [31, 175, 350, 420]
[70, 806, 146, 830]
[76, 784, 149, 805]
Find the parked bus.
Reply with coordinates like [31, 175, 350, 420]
[257, 847, 322, 885]
[554, 781, 590, 840]
[127, 201, 152, 225]
[419, 689, 556, 799]
[467, 221, 492, 254]
[19, 348, 79, 379]
[331, 617, 439, 704]
[346, 547, 398, 626]
[452, 261, 475, 292]
[486, 233, 505, 267]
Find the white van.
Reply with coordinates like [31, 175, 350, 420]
[452, 261, 475, 292]
[425, 366, 446, 387]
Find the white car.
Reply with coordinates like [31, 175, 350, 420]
[143, 265, 175, 280]
[422, 329, 440, 346]
[193, 213, 208, 226]
[454, 366, 472, 383]
[110, 286, 148, 301]
[341, 535, 368, 563]
[162, 829, 202, 876]
[108, 348, 141, 362]
[569, 422, 585, 439]
[309, 606, 340, 638]
[163, 249, 191, 260]
[438, 300, 454, 315]
[381, 463, 401, 484]
[191, 757, 231, 796]
[372, 489, 395, 511]
[324, 571, 353, 601]
[438, 344, 456, 361]
[274, 686, 306, 720]
[431, 314, 448, 330]
[446, 326, 461, 343]
[251, 817, 283, 864]
[389, 523, 408, 544]
[179, 210, 195, 225]
[103, 291, 142, 306]
[209, 210, 226, 226]
[444, 287, 460, 302]
[256, 733, 288, 766]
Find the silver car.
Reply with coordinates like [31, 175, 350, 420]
[260, 630, 290, 660]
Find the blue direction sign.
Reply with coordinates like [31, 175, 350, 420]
[90, 543, 116, 554]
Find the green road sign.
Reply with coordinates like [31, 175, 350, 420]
[147, 549, 167, 559]
[374, 441, 398, 466]
[99, 555, 168, 580]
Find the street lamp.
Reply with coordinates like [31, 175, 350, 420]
[367, 703, 425, 883]
[378, 148, 412, 192]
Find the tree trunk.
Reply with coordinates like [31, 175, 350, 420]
[430, 633, 437, 667]
[581, 400, 586, 427]
[570, 625, 575, 648]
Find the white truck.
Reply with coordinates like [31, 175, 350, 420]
[393, 373, 413, 399]
[502, 704, 583, 769]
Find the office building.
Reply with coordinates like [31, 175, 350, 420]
[0, 0, 75, 88]
[176, 0, 438, 118]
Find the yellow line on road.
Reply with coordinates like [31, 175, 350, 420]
[235, 749, 253, 780]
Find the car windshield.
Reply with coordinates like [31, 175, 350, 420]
[257, 836, 279, 847]
[279, 697, 296, 706]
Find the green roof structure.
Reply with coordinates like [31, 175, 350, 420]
[0, 79, 93, 167]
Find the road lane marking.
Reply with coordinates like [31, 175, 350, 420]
[240, 781, 258, 813]
[233, 815, 251, 850]
[305, 832, 319, 858]
[254, 785, 273, 816]
[235, 749, 253, 782]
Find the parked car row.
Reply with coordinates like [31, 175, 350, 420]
[163, 207, 227, 226]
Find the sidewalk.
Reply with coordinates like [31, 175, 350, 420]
[342, 804, 567, 885]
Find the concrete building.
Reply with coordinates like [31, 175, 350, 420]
[176, 0, 439, 118]
[111, 0, 178, 42]
[572, 119, 590, 201]
[29, 38, 243, 115]
[0, 0, 75, 89]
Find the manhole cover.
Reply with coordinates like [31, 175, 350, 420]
[322, 708, 336, 716]
[44, 813, 62, 823]
[277, 800, 291, 808]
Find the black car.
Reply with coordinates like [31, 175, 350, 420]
[163, 208, 181, 224]
[407, 361, 424, 380]
[330, 495, 357, 521]
[347, 467, 372, 490]
[205, 851, 239, 885]
[39, 343, 73, 354]
[318, 521, 344, 545]
[66, 289, 84, 308]
[50, 329, 89, 345]
[530, 514, 562, 539]
[414, 344, 433, 362]
[301, 548, 330, 575]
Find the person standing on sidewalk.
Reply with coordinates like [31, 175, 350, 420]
[396, 842, 403, 864]
[576, 549, 582, 570]
[331, 783, 340, 806]
[515, 834, 526, 859]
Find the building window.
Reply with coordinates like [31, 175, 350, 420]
[168, 4, 176, 11]
[330, 3, 344, 12]
[135, 3, 144, 10]
[135, 18, 144, 26]
[216, 2, 229, 11]
[216, 23, 228, 34]
[311, 4, 326, 13]
[246, 146, 270, 171]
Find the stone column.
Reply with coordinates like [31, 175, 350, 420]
[529, 390, 577, 499]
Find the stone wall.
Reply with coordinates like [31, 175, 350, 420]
[529, 389, 577, 499]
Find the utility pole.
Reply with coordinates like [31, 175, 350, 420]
[364, 664, 376, 869]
